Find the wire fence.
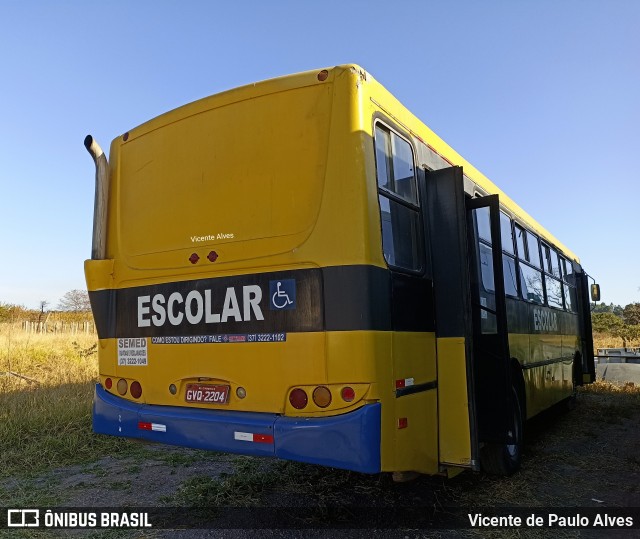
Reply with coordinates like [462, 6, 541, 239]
[21, 320, 96, 334]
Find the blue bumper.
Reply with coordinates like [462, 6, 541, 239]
[93, 384, 381, 474]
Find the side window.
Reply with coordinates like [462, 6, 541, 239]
[374, 124, 421, 271]
[518, 229, 543, 304]
[563, 283, 576, 312]
[475, 208, 518, 298]
[520, 264, 544, 304]
[503, 255, 518, 297]
[542, 243, 564, 309]
[500, 213, 518, 297]
[526, 231, 542, 268]
[560, 256, 577, 312]
[500, 212, 515, 255]
[515, 225, 526, 260]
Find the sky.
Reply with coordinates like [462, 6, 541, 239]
[0, 0, 638, 309]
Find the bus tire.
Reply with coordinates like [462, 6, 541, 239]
[480, 386, 523, 476]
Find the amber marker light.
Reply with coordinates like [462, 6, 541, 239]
[117, 379, 128, 396]
[312, 386, 332, 408]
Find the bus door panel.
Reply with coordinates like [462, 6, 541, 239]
[575, 268, 596, 384]
[466, 196, 514, 445]
[423, 165, 476, 470]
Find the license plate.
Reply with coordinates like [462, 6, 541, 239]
[185, 383, 230, 404]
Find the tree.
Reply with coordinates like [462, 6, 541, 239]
[592, 312, 624, 334]
[591, 302, 624, 317]
[57, 290, 91, 312]
[592, 312, 640, 347]
[622, 303, 640, 326]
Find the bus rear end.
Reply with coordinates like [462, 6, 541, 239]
[85, 67, 382, 473]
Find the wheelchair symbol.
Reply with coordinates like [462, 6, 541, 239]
[272, 282, 293, 309]
[269, 279, 296, 310]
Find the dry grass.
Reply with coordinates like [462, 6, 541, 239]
[0, 325, 135, 480]
[593, 333, 640, 349]
[0, 326, 97, 391]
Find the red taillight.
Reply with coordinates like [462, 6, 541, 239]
[289, 388, 308, 409]
[105, 378, 112, 390]
[317, 69, 329, 81]
[341, 386, 355, 402]
[130, 381, 142, 399]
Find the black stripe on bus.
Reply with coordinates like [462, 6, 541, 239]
[395, 380, 438, 398]
[88, 264, 436, 339]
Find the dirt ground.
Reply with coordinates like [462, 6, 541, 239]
[3, 383, 640, 538]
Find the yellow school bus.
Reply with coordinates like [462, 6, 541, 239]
[85, 65, 596, 477]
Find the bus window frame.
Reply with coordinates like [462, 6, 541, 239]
[541, 241, 566, 311]
[373, 117, 425, 275]
[511, 221, 546, 305]
[499, 211, 519, 299]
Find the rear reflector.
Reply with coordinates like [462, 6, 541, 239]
[138, 422, 167, 432]
[234, 431, 274, 444]
[395, 377, 415, 389]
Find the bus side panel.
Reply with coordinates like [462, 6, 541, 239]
[393, 391, 439, 474]
[389, 332, 438, 474]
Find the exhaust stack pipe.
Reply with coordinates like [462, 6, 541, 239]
[84, 135, 110, 260]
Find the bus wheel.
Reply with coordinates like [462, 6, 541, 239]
[480, 386, 523, 476]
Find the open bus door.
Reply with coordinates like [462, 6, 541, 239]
[424, 166, 522, 475]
